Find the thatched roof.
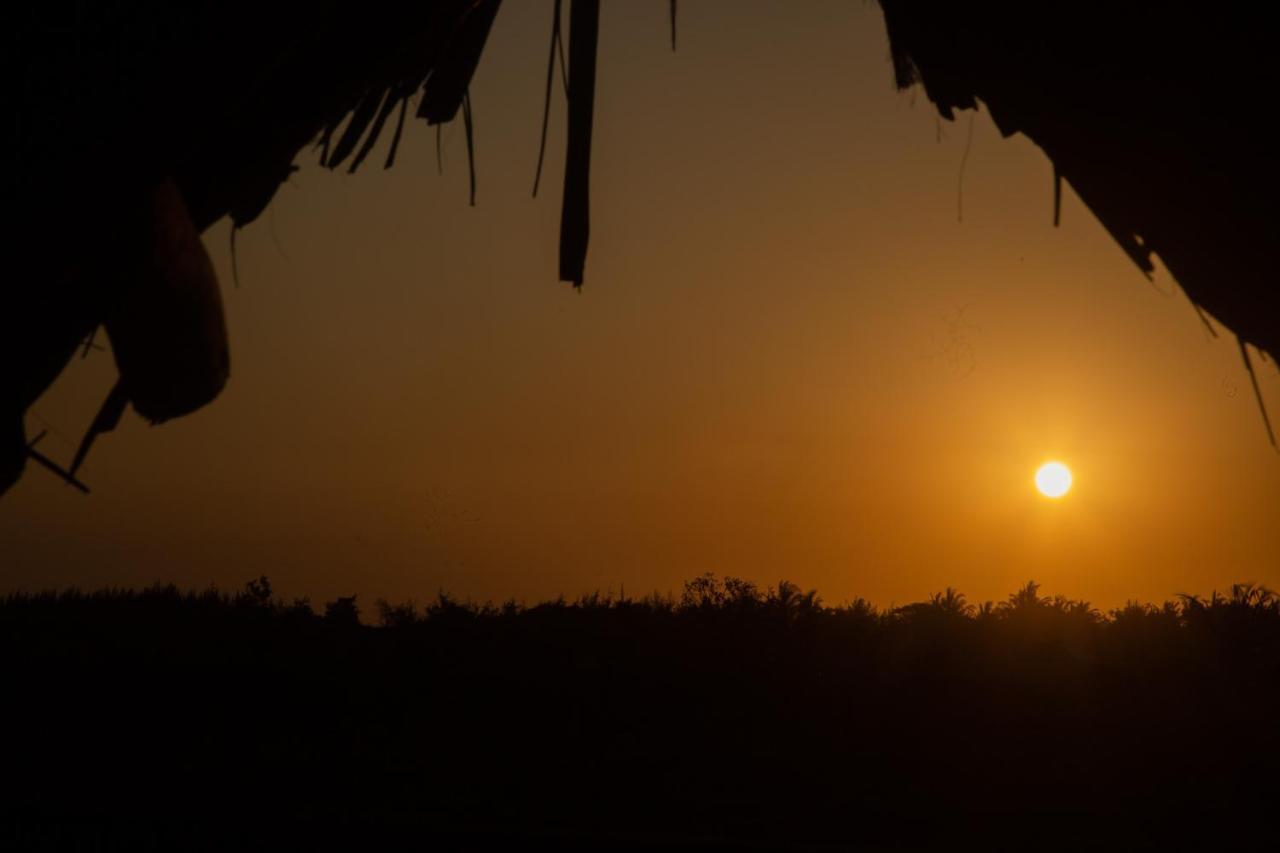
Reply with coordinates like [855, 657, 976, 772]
[879, 0, 1278, 435]
[4, 1, 1276, 494]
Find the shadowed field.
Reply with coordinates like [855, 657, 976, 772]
[4, 574, 1278, 850]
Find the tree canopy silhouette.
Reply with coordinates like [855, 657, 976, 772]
[4, 573, 1278, 848]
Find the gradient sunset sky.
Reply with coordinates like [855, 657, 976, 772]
[4, 0, 1277, 609]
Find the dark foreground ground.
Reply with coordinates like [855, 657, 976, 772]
[3, 575, 1279, 851]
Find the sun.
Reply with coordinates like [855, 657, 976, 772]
[1034, 461, 1072, 499]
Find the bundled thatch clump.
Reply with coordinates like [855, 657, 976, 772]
[6, 1, 1276, 494]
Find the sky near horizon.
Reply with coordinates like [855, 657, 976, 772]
[3, 0, 1277, 610]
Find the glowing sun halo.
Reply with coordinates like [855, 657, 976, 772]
[1035, 461, 1073, 499]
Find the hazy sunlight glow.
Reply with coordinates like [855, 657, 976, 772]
[1035, 462, 1073, 499]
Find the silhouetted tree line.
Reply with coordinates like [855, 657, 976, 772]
[3, 574, 1278, 850]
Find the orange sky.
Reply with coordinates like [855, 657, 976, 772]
[3, 0, 1277, 610]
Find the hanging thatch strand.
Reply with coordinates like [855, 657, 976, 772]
[462, 90, 478, 206]
[533, 0, 566, 198]
[1240, 340, 1277, 448]
[383, 97, 410, 171]
[559, 0, 601, 287]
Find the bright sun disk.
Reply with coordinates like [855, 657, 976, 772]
[1035, 461, 1072, 498]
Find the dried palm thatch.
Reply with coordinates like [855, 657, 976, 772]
[878, 0, 1279, 437]
[3, 1, 1276, 495]
[5, 0, 590, 494]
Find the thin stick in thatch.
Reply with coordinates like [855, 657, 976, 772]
[384, 97, 409, 170]
[80, 329, 103, 359]
[25, 432, 90, 494]
[317, 124, 334, 168]
[230, 227, 241, 289]
[462, 90, 477, 206]
[349, 89, 405, 173]
[1192, 303, 1218, 340]
[559, 0, 600, 287]
[671, 1, 678, 51]
[557, 19, 569, 94]
[1239, 338, 1277, 449]
[71, 381, 129, 477]
[327, 87, 388, 171]
[533, 0, 565, 198]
